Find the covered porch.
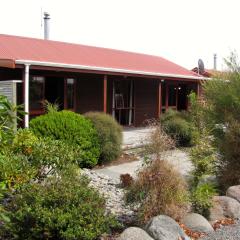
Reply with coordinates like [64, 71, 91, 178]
[0, 66, 200, 127]
[25, 69, 200, 126]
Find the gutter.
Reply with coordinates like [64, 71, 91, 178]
[15, 59, 207, 81]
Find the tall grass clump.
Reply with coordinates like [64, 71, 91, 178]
[126, 122, 189, 223]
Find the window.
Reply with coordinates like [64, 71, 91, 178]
[65, 78, 75, 109]
[29, 76, 45, 110]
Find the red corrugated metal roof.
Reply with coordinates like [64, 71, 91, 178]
[0, 34, 199, 78]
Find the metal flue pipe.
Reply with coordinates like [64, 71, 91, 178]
[44, 12, 50, 40]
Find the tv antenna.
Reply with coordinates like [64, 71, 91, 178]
[198, 59, 205, 75]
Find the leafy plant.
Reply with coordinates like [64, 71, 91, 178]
[1, 169, 119, 240]
[188, 129, 217, 218]
[85, 112, 122, 164]
[0, 95, 24, 147]
[29, 138, 83, 177]
[30, 110, 100, 168]
[0, 152, 36, 190]
[190, 133, 216, 188]
[191, 183, 217, 218]
[43, 100, 59, 114]
[12, 128, 38, 155]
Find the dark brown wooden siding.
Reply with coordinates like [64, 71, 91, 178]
[0, 67, 22, 81]
[76, 74, 103, 113]
[134, 78, 158, 126]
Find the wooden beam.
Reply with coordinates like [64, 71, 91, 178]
[165, 83, 169, 111]
[0, 59, 15, 68]
[197, 82, 200, 97]
[103, 75, 107, 113]
[157, 81, 162, 118]
[129, 80, 133, 125]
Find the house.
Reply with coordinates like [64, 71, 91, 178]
[0, 34, 204, 127]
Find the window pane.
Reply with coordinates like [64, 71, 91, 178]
[66, 78, 74, 109]
[29, 76, 44, 110]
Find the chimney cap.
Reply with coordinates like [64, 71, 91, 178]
[44, 12, 50, 19]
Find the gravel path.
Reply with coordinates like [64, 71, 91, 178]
[95, 149, 193, 182]
[200, 221, 240, 240]
[82, 168, 137, 224]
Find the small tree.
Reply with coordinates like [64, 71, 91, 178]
[202, 52, 240, 190]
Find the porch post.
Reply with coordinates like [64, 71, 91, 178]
[112, 80, 115, 118]
[103, 75, 107, 113]
[24, 64, 30, 128]
[197, 82, 202, 98]
[129, 79, 133, 125]
[157, 81, 162, 118]
[165, 83, 169, 111]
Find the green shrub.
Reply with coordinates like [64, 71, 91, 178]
[10, 129, 82, 178]
[30, 110, 100, 168]
[12, 128, 38, 155]
[191, 183, 216, 218]
[161, 109, 198, 147]
[126, 159, 189, 223]
[85, 112, 122, 164]
[1, 169, 119, 240]
[189, 131, 217, 218]
[200, 53, 240, 191]
[217, 121, 240, 191]
[190, 133, 216, 187]
[0, 152, 36, 190]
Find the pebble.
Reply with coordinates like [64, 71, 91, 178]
[81, 168, 138, 224]
[200, 220, 240, 240]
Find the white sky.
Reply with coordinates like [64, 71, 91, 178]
[0, 0, 240, 70]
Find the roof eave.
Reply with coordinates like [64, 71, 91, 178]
[15, 59, 207, 80]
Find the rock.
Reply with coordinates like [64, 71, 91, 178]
[182, 213, 214, 233]
[146, 215, 190, 240]
[118, 227, 154, 240]
[226, 185, 240, 202]
[209, 196, 240, 222]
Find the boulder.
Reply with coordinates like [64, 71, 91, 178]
[209, 196, 240, 222]
[182, 213, 214, 233]
[226, 185, 240, 202]
[118, 227, 154, 240]
[145, 215, 190, 240]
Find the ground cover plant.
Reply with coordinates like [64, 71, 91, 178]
[30, 110, 100, 168]
[85, 112, 122, 164]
